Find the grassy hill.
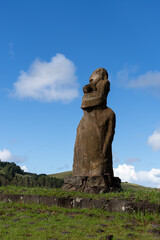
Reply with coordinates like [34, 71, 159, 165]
[49, 171, 72, 179]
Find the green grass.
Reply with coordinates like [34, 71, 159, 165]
[0, 185, 160, 204]
[0, 175, 160, 239]
[0, 201, 159, 240]
[1, 171, 159, 239]
[121, 182, 158, 192]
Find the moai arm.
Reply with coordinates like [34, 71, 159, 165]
[102, 111, 116, 157]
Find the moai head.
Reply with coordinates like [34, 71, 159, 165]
[81, 68, 110, 109]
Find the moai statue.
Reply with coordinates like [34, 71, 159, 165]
[63, 68, 121, 193]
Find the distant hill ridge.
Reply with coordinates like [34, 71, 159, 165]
[49, 171, 72, 179]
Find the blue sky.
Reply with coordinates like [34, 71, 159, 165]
[0, 0, 160, 187]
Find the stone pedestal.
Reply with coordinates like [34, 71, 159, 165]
[62, 176, 121, 194]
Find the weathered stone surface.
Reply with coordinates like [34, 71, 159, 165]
[86, 176, 108, 187]
[62, 176, 121, 193]
[64, 176, 87, 186]
[64, 68, 121, 193]
[0, 193, 160, 213]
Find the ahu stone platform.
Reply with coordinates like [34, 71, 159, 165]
[62, 176, 121, 194]
[0, 193, 159, 214]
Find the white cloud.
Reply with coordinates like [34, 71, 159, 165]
[0, 149, 12, 161]
[0, 148, 25, 163]
[20, 165, 28, 172]
[128, 71, 160, 88]
[148, 129, 160, 151]
[117, 66, 160, 91]
[12, 53, 79, 102]
[114, 164, 160, 188]
[114, 164, 138, 182]
[116, 65, 138, 86]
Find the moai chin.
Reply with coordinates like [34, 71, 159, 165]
[63, 68, 121, 193]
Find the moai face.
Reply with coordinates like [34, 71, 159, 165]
[81, 68, 110, 109]
[89, 69, 104, 84]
